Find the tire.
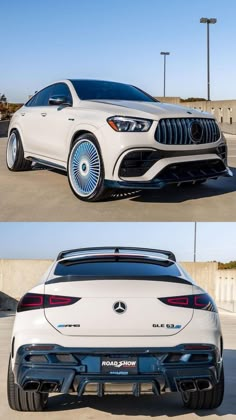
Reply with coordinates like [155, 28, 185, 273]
[67, 133, 111, 202]
[7, 356, 48, 411]
[6, 129, 32, 171]
[182, 365, 224, 410]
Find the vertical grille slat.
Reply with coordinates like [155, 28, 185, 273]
[182, 118, 188, 145]
[201, 119, 206, 144]
[161, 120, 167, 144]
[155, 118, 220, 145]
[166, 119, 172, 145]
[209, 119, 214, 142]
[205, 119, 210, 144]
[172, 119, 178, 145]
[176, 119, 183, 145]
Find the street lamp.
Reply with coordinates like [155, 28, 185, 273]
[160, 52, 170, 97]
[200, 17, 217, 101]
[194, 222, 197, 262]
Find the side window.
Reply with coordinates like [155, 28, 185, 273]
[26, 85, 54, 107]
[52, 83, 73, 105]
[25, 92, 40, 107]
[34, 86, 54, 106]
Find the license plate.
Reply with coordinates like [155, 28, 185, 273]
[101, 357, 138, 375]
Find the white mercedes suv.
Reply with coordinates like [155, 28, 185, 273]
[8, 247, 224, 411]
[6, 79, 232, 201]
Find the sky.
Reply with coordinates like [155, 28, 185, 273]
[0, 222, 235, 262]
[1, 0, 236, 102]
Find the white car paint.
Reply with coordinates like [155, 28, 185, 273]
[7, 79, 231, 201]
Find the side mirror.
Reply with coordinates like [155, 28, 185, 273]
[49, 96, 72, 106]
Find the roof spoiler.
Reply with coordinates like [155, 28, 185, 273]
[56, 247, 176, 262]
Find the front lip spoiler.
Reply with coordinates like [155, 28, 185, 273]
[104, 166, 232, 190]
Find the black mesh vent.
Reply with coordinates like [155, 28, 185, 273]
[119, 150, 160, 178]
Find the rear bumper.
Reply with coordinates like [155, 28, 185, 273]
[14, 344, 222, 396]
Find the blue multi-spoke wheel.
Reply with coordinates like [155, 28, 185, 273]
[68, 134, 109, 201]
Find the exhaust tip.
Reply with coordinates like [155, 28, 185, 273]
[23, 381, 40, 391]
[179, 380, 196, 392]
[196, 379, 212, 391]
[40, 381, 59, 392]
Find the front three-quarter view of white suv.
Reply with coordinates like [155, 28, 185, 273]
[6, 79, 232, 201]
[8, 247, 224, 412]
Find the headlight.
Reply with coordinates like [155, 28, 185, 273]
[107, 116, 153, 132]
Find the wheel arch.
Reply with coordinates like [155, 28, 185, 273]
[8, 126, 26, 149]
[70, 130, 97, 151]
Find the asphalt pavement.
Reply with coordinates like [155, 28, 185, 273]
[0, 136, 236, 221]
[0, 310, 235, 419]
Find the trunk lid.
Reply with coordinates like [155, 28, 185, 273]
[44, 277, 193, 337]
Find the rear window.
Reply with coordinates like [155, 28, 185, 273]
[54, 260, 181, 278]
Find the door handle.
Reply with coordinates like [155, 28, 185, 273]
[41, 113, 47, 117]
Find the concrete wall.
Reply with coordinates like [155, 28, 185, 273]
[0, 259, 52, 309]
[181, 262, 218, 298]
[156, 97, 236, 134]
[216, 269, 236, 312]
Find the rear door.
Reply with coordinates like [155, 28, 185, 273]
[21, 85, 54, 155]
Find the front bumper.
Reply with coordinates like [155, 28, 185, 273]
[14, 344, 222, 396]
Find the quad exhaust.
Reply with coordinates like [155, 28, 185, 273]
[23, 380, 59, 392]
[178, 378, 213, 393]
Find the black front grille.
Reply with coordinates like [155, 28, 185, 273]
[155, 118, 220, 145]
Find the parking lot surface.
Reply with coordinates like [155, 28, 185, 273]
[0, 136, 236, 221]
[0, 310, 235, 419]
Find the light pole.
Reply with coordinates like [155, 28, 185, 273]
[160, 52, 170, 97]
[194, 222, 197, 262]
[200, 17, 217, 101]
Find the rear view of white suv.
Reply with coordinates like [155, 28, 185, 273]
[8, 247, 224, 411]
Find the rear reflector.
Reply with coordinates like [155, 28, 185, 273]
[25, 345, 55, 351]
[184, 345, 213, 351]
[17, 293, 80, 312]
[159, 293, 217, 312]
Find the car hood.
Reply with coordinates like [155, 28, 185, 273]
[85, 99, 213, 120]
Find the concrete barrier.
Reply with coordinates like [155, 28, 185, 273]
[0, 260, 235, 312]
[215, 269, 236, 312]
[0, 120, 9, 138]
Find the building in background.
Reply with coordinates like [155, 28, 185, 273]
[156, 97, 236, 134]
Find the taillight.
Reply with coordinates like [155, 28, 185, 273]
[159, 293, 217, 312]
[17, 293, 80, 312]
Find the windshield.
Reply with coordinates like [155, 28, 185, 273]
[70, 80, 157, 102]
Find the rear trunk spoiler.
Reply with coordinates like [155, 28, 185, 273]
[57, 247, 176, 262]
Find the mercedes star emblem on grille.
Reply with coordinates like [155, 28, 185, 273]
[113, 301, 127, 314]
[189, 121, 203, 143]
